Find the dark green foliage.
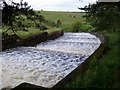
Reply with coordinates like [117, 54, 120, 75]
[71, 21, 82, 32]
[2, 0, 45, 38]
[71, 21, 92, 32]
[73, 16, 76, 18]
[2, 32, 9, 39]
[43, 20, 56, 27]
[39, 24, 47, 30]
[2, 0, 32, 26]
[79, 2, 120, 31]
[56, 19, 61, 28]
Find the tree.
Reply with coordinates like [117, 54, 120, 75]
[2, 0, 45, 37]
[79, 2, 120, 31]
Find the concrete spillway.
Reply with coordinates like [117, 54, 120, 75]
[0, 33, 101, 89]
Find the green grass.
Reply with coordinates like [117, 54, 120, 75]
[16, 28, 62, 39]
[2, 26, 62, 39]
[37, 11, 85, 31]
[15, 28, 42, 39]
[2, 27, 42, 39]
[65, 31, 120, 88]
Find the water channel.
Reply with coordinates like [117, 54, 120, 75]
[0, 33, 101, 89]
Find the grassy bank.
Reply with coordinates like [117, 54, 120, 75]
[2, 27, 62, 39]
[65, 31, 120, 88]
[16, 28, 61, 39]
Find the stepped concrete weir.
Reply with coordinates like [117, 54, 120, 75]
[0, 32, 102, 89]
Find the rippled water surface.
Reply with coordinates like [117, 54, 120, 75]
[0, 33, 101, 89]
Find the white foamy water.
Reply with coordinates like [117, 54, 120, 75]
[35, 33, 101, 55]
[0, 33, 101, 89]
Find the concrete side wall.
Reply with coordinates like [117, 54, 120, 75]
[18, 32, 48, 46]
[2, 30, 64, 51]
[2, 35, 19, 50]
[48, 30, 64, 40]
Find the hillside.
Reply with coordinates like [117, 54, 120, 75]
[37, 11, 86, 31]
[2, 11, 86, 39]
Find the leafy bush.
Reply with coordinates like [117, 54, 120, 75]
[43, 20, 56, 27]
[71, 21, 82, 32]
[79, 2, 120, 32]
[71, 21, 92, 32]
[39, 25, 47, 30]
[56, 19, 61, 28]
[2, 0, 45, 38]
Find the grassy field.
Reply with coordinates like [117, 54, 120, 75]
[38, 11, 85, 24]
[37, 11, 86, 31]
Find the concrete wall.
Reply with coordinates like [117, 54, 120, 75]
[2, 30, 64, 51]
[48, 30, 64, 40]
[2, 35, 19, 50]
[18, 32, 48, 46]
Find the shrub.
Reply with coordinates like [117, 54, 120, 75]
[56, 19, 61, 28]
[71, 21, 83, 32]
[80, 24, 92, 32]
[71, 21, 92, 32]
[39, 25, 47, 30]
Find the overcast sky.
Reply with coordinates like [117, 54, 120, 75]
[9, 0, 97, 12]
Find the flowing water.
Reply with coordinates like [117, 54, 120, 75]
[0, 33, 101, 89]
